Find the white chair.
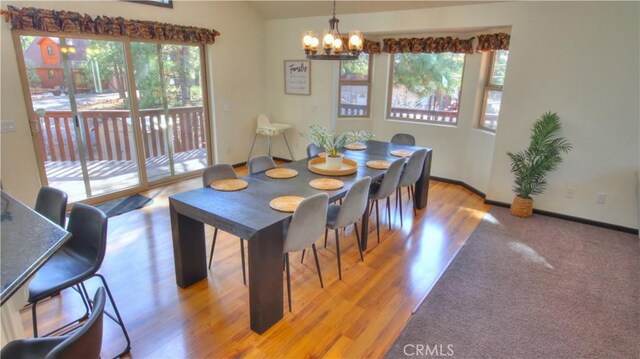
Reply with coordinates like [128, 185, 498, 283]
[247, 114, 295, 163]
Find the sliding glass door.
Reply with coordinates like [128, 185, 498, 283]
[19, 35, 140, 202]
[16, 34, 211, 203]
[131, 42, 208, 182]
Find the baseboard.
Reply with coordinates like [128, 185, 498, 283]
[484, 199, 639, 235]
[430, 176, 486, 199]
[232, 162, 246, 169]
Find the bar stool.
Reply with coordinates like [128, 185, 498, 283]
[247, 114, 295, 163]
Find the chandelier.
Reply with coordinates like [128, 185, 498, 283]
[302, 0, 364, 60]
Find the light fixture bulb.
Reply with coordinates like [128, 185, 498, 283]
[349, 35, 362, 47]
[323, 33, 334, 45]
[332, 38, 342, 49]
[310, 37, 319, 47]
[303, 35, 313, 46]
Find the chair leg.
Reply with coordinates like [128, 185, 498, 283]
[240, 239, 247, 285]
[247, 133, 258, 164]
[398, 188, 404, 227]
[282, 132, 295, 161]
[335, 229, 342, 280]
[31, 300, 38, 338]
[411, 185, 417, 216]
[386, 197, 391, 231]
[375, 200, 380, 244]
[285, 253, 292, 312]
[300, 248, 306, 263]
[354, 223, 364, 262]
[311, 244, 324, 288]
[95, 274, 131, 358]
[324, 228, 328, 248]
[208, 228, 218, 270]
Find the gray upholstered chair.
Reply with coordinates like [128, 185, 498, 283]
[324, 177, 372, 280]
[2, 287, 106, 359]
[396, 149, 428, 226]
[369, 158, 405, 243]
[248, 155, 276, 174]
[202, 164, 247, 285]
[35, 186, 68, 228]
[390, 133, 416, 146]
[283, 193, 329, 312]
[306, 144, 324, 158]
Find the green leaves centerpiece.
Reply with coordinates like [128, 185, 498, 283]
[301, 124, 373, 157]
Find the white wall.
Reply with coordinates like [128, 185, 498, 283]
[265, 1, 640, 229]
[0, 0, 267, 205]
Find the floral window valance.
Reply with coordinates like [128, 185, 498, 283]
[1, 5, 220, 45]
[476, 32, 510, 52]
[381, 37, 475, 54]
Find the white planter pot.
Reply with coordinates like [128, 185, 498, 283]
[325, 155, 344, 169]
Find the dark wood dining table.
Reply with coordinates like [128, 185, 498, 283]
[169, 140, 432, 333]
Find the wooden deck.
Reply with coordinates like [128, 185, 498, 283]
[22, 169, 491, 358]
[45, 148, 207, 202]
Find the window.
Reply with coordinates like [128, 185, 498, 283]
[47, 69, 55, 79]
[479, 50, 508, 131]
[338, 53, 371, 118]
[387, 53, 465, 125]
[46, 46, 54, 56]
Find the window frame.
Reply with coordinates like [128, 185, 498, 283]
[386, 52, 466, 126]
[478, 50, 507, 132]
[337, 53, 372, 119]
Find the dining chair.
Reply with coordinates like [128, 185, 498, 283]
[396, 149, 428, 226]
[323, 177, 372, 280]
[202, 164, 247, 284]
[1, 287, 106, 359]
[248, 155, 276, 174]
[28, 204, 130, 358]
[390, 133, 416, 146]
[283, 193, 329, 312]
[247, 114, 295, 163]
[35, 186, 68, 228]
[306, 143, 324, 158]
[369, 158, 405, 243]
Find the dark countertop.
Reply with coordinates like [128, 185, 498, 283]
[1, 190, 70, 305]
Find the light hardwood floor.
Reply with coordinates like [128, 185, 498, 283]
[21, 166, 490, 358]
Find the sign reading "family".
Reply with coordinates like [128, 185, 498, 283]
[284, 60, 311, 95]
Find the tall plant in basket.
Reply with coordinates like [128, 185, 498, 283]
[507, 112, 572, 217]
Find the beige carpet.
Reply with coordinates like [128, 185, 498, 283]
[386, 207, 639, 358]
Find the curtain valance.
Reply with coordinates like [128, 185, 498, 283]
[1, 6, 220, 45]
[476, 32, 510, 52]
[381, 37, 475, 54]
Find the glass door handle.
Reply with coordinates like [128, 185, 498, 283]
[74, 115, 80, 128]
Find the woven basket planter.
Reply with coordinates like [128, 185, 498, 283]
[511, 196, 533, 218]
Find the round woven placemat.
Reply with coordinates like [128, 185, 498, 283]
[309, 178, 344, 190]
[269, 196, 304, 213]
[366, 160, 391, 170]
[345, 143, 367, 150]
[265, 168, 299, 179]
[210, 178, 248, 192]
[390, 149, 414, 158]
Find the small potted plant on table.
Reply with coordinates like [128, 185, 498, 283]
[507, 112, 572, 217]
[302, 124, 373, 169]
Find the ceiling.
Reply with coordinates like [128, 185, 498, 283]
[247, 1, 496, 20]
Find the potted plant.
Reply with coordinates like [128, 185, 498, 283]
[507, 112, 572, 217]
[301, 124, 373, 169]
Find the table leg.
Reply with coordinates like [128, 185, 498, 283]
[248, 221, 285, 334]
[414, 150, 432, 210]
[360, 199, 370, 251]
[170, 201, 207, 288]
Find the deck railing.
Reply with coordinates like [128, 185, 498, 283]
[389, 107, 458, 124]
[36, 106, 206, 162]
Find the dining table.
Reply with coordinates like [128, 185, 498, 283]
[169, 140, 432, 334]
[1, 190, 71, 344]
